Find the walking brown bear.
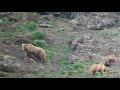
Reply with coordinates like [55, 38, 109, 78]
[89, 63, 109, 75]
[22, 43, 46, 64]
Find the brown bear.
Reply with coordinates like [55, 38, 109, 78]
[89, 63, 108, 76]
[104, 53, 117, 67]
[22, 43, 46, 64]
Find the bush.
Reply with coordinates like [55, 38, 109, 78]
[17, 21, 38, 32]
[45, 49, 55, 59]
[98, 30, 120, 38]
[32, 31, 47, 40]
[26, 21, 38, 32]
[59, 55, 69, 65]
[73, 62, 84, 70]
[17, 24, 27, 32]
[34, 40, 47, 48]
[0, 17, 10, 24]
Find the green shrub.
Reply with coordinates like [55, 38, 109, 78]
[98, 30, 120, 38]
[73, 62, 84, 70]
[17, 21, 38, 32]
[0, 17, 10, 24]
[45, 49, 55, 59]
[26, 21, 38, 32]
[32, 31, 47, 40]
[3, 32, 14, 37]
[34, 40, 47, 48]
[94, 72, 102, 78]
[73, 62, 86, 75]
[17, 24, 27, 32]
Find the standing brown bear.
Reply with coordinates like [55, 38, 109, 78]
[89, 63, 109, 76]
[22, 43, 46, 64]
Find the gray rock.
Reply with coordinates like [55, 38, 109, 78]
[39, 24, 52, 28]
[15, 32, 34, 44]
[71, 12, 120, 30]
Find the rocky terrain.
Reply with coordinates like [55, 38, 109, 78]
[1, 12, 120, 78]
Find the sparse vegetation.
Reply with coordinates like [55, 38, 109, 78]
[45, 49, 55, 59]
[98, 29, 120, 38]
[0, 21, 39, 43]
[0, 31, 15, 43]
[0, 17, 11, 24]
[32, 31, 47, 40]
[17, 21, 38, 32]
[26, 21, 38, 32]
[34, 40, 47, 48]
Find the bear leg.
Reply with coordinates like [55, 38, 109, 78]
[40, 58, 45, 64]
[27, 51, 32, 58]
[39, 54, 45, 64]
[100, 69, 104, 75]
[104, 69, 106, 72]
[93, 71, 96, 75]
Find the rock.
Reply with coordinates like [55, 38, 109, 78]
[70, 35, 93, 51]
[37, 12, 50, 15]
[37, 12, 76, 19]
[0, 12, 38, 23]
[0, 55, 24, 73]
[0, 55, 4, 61]
[39, 23, 52, 28]
[0, 12, 39, 32]
[68, 53, 94, 64]
[0, 53, 43, 77]
[15, 32, 34, 44]
[69, 55, 79, 64]
[8, 12, 38, 22]
[71, 12, 120, 30]
[70, 19, 79, 25]
[45, 34, 54, 46]
[87, 17, 115, 30]
[70, 37, 84, 51]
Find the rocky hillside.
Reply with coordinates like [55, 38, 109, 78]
[1, 12, 120, 78]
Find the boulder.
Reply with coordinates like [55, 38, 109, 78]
[71, 12, 120, 30]
[15, 32, 34, 44]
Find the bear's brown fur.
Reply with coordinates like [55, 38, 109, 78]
[89, 63, 108, 75]
[104, 53, 117, 67]
[22, 43, 46, 64]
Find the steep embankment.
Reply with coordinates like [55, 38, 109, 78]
[1, 12, 120, 78]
